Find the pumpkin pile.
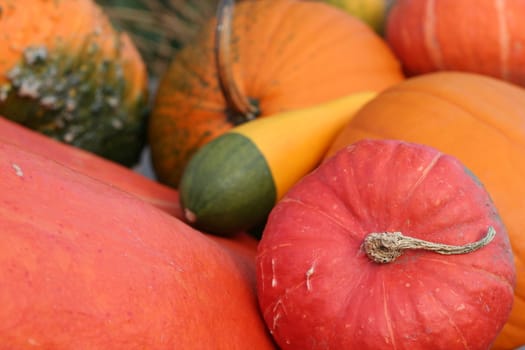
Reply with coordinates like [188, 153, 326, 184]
[1, 0, 525, 349]
[148, 0, 404, 187]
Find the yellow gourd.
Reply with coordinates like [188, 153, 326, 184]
[179, 91, 377, 235]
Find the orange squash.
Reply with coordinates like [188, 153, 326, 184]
[0, 115, 261, 260]
[149, 0, 404, 187]
[0, 114, 262, 283]
[0, 140, 275, 349]
[385, 0, 525, 87]
[325, 71, 525, 350]
[0, 0, 148, 166]
[0, 116, 182, 218]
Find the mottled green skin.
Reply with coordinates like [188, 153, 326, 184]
[0, 44, 148, 167]
[179, 133, 276, 236]
[96, 0, 219, 77]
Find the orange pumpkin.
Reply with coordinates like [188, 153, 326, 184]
[0, 140, 275, 348]
[385, 0, 525, 87]
[149, 0, 404, 187]
[0, 0, 148, 166]
[0, 115, 261, 273]
[0, 116, 182, 218]
[325, 71, 525, 350]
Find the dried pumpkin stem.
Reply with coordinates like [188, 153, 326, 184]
[215, 0, 259, 122]
[362, 226, 496, 264]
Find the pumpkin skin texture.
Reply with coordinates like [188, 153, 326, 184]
[256, 139, 515, 350]
[0, 115, 262, 293]
[385, 0, 525, 87]
[325, 71, 525, 350]
[0, 0, 149, 166]
[0, 141, 275, 349]
[96, 0, 223, 78]
[0, 116, 182, 218]
[148, 0, 404, 187]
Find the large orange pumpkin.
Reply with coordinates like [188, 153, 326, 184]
[325, 71, 525, 350]
[0, 140, 275, 349]
[385, 0, 525, 87]
[0, 0, 148, 166]
[149, 0, 404, 187]
[0, 116, 182, 218]
[0, 115, 262, 263]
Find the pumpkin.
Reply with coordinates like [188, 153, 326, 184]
[96, 0, 222, 78]
[385, 0, 525, 87]
[0, 116, 182, 218]
[325, 71, 525, 350]
[317, 0, 390, 33]
[0, 0, 149, 166]
[256, 139, 515, 349]
[0, 140, 275, 349]
[0, 115, 263, 262]
[148, 0, 404, 187]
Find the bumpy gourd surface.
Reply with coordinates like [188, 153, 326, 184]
[0, 44, 147, 166]
[0, 0, 148, 166]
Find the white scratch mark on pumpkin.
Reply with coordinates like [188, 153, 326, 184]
[305, 260, 317, 292]
[382, 279, 397, 349]
[423, 0, 445, 70]
[271, 299, 287, 333]
[495, 0, 510, 80]
[12, 163, 23, 177]
[420, 278, 470, 348]
[271, 258, 277, 287]
[271, 313, 281, 334]
[258, 259, 266, 292]
[405, 152, 442, 202]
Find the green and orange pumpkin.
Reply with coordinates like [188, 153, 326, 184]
[0, 0, 148, 166]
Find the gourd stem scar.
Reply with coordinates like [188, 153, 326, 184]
[362, 226, 496, 264]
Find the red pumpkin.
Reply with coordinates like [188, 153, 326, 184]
[385, 0, 525, 86]
[0, 140, 274, 349]
[323, 71, 525, 349]
[256, 139, 515, 349]
[0, 116, 259, 258]
[0, 116, 182, 218]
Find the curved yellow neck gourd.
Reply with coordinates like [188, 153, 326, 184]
[231, 91, 377, 200]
